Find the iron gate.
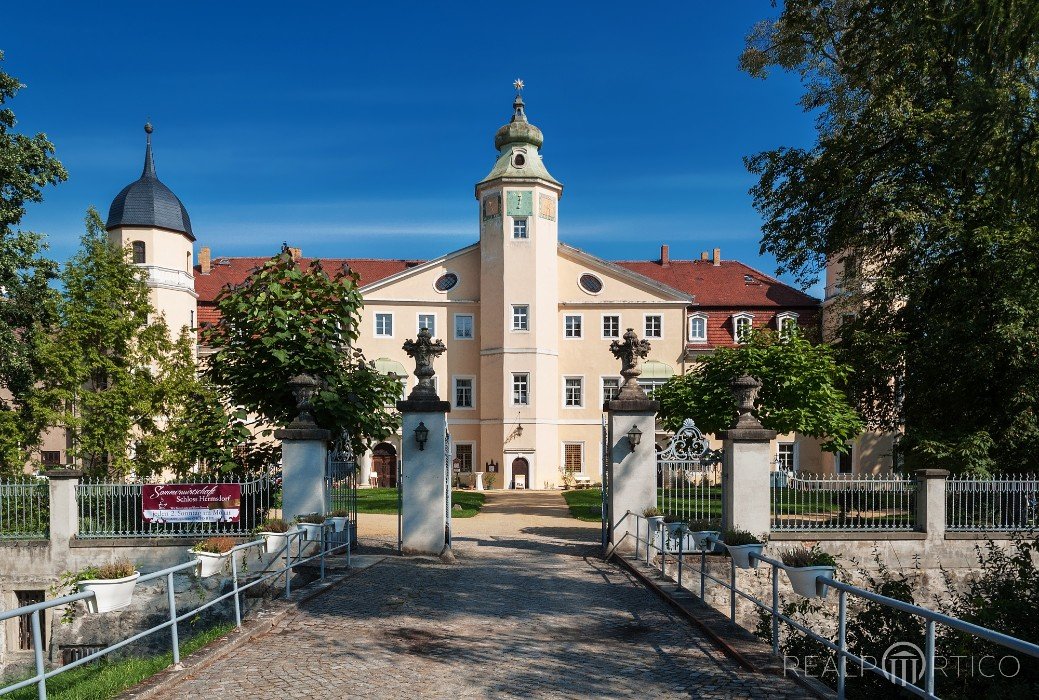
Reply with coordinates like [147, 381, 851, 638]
[326, 434, 358, 547]
[656, 419, 723, 522]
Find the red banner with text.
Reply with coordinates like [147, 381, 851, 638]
[142, 483, 242, 523]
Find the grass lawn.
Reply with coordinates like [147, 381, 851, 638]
[356, 488, 485, 518]
[3, 622, 234, 700]
[562, 488, 603, 521]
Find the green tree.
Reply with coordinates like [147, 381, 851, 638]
[655, 330, 862, 452]
[40, 208, 170, 476]
[741, 1, 1039, 474]
[202, 246, 401, 456]
[0, 51, 67, 473]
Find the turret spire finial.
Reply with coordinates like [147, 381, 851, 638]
[510, 79, 527, 124]
[142, 121, 156, 178]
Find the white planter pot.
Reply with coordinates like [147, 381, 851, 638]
[785, 566, 836, 598]
[661, 532, 699, 554]
[77, 572, 140, 613]
[327, 517, 348, 533]
[297, 522, 324, 541]
[191, 550, 233, 578]
[259, 530, 293, 554]
[725, 543, 764, 569]
[664, 521, 684, 536]
[691, 530, 720, 551]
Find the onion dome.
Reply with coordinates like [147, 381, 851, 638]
[479, 81, 561, 188]
[494, 92, 544, 150]
[106, 123, 194, 240]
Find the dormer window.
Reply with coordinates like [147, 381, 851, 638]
[511, 149, 527, 168]
[688, 313, 708, 343]
[776, 312, 799, 337]
[132, 241, 146, 264]
[732, 313, 754, 343]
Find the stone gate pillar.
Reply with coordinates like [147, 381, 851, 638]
[605, 329, 659, 552]
[397, 328, 451, 556]
[720, 376, 776, 537]
[275, 374, 331, 521]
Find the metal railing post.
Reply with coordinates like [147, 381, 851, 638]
[676, 526, 684, 590]
[925, 619, 936, 696]
[771, 565, 780, 656]
[31, 609, 45, 700]
[838, 590, 847, 699]
[320, 525, 326, 581]
[167, 571, 181, 667]
[699, 549, 706, 599]
[231, 552, 242, 628]
[729, 557, 736, 622]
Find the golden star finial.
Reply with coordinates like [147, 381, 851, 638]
[513, 78, 524, 92]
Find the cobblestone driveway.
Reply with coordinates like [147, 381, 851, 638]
[161, 492, 809, 699]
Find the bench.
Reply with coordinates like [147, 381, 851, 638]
[574, 475, 593, 489]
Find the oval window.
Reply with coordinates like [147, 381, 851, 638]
[579, 273, 603, 294]
[513, 153, 526, 167]
[434, 273, 459, 292]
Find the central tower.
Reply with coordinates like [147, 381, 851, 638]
[475, 82, 564, 489]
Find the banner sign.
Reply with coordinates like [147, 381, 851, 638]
[142, 483, 242, 523]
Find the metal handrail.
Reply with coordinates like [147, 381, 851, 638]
[619, 510, 1039, 700]
[0, 522, 350, 699]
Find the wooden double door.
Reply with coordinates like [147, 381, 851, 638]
[372, 443, 398, 488]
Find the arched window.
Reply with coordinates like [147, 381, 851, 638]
[132, 241, 146, 264]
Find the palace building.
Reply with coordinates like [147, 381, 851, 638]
[38, 87, 888, 486]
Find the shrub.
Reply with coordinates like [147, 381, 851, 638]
[296, 513, 325, 524]
[721, 529, 764, 546]
[781, 545, 837, 568]
[191, 536, 237, 554]
[256, 518, 289, 533]
[686, 518, 721, 531]
[643, 507, 662, 518]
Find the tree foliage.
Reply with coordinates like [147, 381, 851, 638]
[0, 51, 67, 473]
[741, 1, 1039, 474]
[202, 246, 401, 456]
[655, 330, 862, 451]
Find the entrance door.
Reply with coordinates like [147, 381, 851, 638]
[373, 443, 398, 488]
[511, 457, 529, 489]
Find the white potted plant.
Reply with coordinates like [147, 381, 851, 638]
[663, 514, 684, 537]
[296, 513, 326, 541]
[190, 536, 238, 578]
[326, 509, 350, 533]
[685, 518, 722, 552]
[721, 529, 766, 569]
[256, 518, 294, 553]
[643, 507, 665, 547]
[781, 546, 838, 598]
[65, 560, 140, 613]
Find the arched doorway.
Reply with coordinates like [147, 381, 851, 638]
[372, 442, 398, 488]
[511, 457, 529, 489]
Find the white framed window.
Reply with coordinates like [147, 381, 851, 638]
[455, 443, 474, 472]
[512, 373, 530, 405]
[732, 313, 754, 343]
[564, 376, 584, 407]
[638, 377, 668, 398]
[602, 315, 620, 339]
[563, 442, 584, 474]
[777, 443, 797, 471]
[512, 218, 528, 239]
[374, 312, 393, 337]
[564, 314, 582, 338]
[776, 312, 799, 337]
[454, 313, 474, 339]
[644, 314, 662, 338]
[512, 305, 529, 331]
[688, 313, 708, 343]
[453, 377, 474, 409]
[601, 377, 621, 404]
[417, 313, 436, 336]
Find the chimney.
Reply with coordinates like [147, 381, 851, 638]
[700, 251, 709, 261]
[713, 247, 721, 266]
[289, 247, 302, 261]
[660, 244, 670, 267]
[199, 247, 211, 275]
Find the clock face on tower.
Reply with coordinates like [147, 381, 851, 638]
[482, 194, 501, 220]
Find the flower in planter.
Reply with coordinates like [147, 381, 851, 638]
[295, 513, 327, 541]
[254, 518, 290, 534]
[780, 545, 838, 597]
[191, 536, 237, 555]
[191, 536, 240, 578]
[53, 559, 139, 620]
[721, 529, 767, 569]
[326, 509, 351, 533]
[642, 507, 662, 518]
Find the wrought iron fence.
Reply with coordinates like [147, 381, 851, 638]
[656, 419, 723, 523]
[947, 473, 1039, 531]
[771, 473, 916, 531]
[326, 436, 358, 545]
[0, 477, 49, 540]
[76, 473, 278, 539]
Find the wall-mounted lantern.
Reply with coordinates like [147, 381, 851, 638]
[414, 421, 429, 451]
[627, 424, 643, 450]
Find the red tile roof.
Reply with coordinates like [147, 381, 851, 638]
[194, 257, 426, 302]
[614, 259, 818, 308]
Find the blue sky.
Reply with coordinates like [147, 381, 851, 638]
[3, 2, 818, 293]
